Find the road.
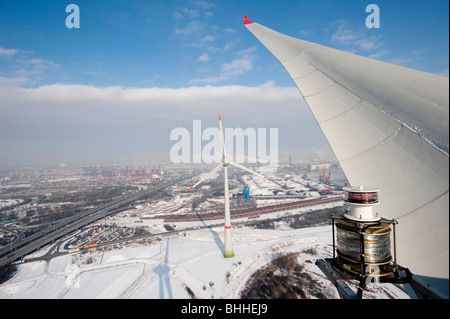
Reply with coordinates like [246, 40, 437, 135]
[0, 175, 193, 268]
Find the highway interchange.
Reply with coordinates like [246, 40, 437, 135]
[0, 175, 193, 268]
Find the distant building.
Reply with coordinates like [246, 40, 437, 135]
[309, 163, 331, 171]
[243, 187, 250, 200]
[151, 174, 162, 182]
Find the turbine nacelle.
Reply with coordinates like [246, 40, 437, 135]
[189, 116, 269, 192]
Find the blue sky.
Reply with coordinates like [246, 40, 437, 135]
[1, 0, 448, 87]
[0, 0, 448, 167]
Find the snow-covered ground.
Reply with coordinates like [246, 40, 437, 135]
[0, 170, 410, 299]
[0, 199, 24, 209]
[0, 224, 410, 299]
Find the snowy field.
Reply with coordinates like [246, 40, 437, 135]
[0, 224, 410, 299]
[0, 169, 409, 300]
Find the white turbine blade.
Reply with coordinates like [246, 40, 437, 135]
[219, 115, 227, 160]
[245, 15, 449, 292]
[189, 164, 224, 190]
[229, 161, 269, 180]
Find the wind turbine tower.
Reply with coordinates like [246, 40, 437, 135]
[189, 116, 269, 258]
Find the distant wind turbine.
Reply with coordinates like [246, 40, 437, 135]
[189, 116, 269, 258]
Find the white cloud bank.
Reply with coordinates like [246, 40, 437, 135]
[2, 81, 299, 120]
[0, 80, 332, 167]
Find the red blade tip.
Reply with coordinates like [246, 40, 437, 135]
[243, 15, 254, 25]
[188, 187, 193, 191]
[219, 115, 221, 121]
